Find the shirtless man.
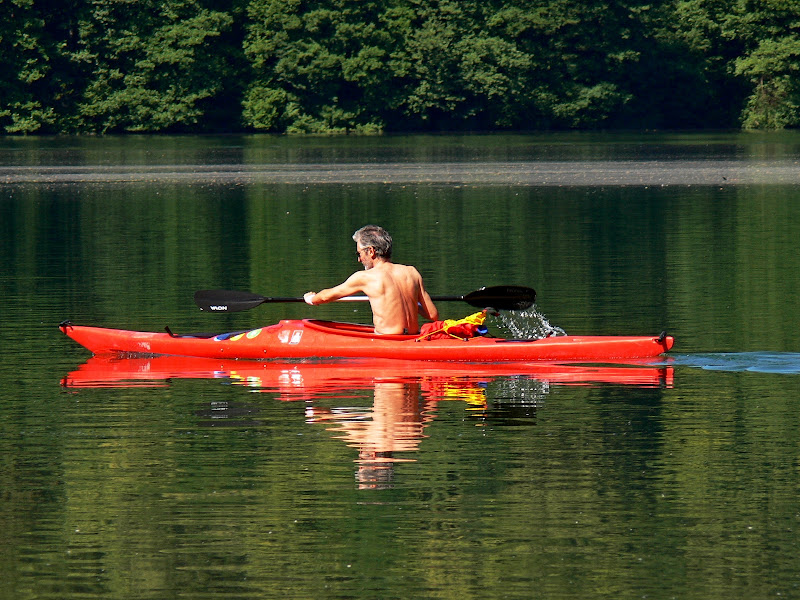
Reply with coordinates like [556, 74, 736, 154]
[303, 225, 439, 335]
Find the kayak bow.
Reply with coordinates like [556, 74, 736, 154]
[59, 319, 674, 362]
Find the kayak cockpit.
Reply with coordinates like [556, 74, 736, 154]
[301, 319, 419, 341]
[160, 320, 420, 343]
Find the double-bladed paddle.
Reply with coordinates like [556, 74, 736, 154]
[194, 285, 536, 313]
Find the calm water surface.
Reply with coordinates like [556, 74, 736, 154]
[2, 133, 800, 599]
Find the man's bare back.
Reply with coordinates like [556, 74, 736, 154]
[303, 226, 439, 335]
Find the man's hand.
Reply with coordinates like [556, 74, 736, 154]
[304, 292, 317, 305]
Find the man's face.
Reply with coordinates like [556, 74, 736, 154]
[356, 244, 375, 270]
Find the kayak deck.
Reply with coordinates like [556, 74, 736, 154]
[59, 319, 675, 362]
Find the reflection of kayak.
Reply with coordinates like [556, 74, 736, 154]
[59, 319, 674, 362]
[62, 354, 673, 493]
[61, 354, 674, 394]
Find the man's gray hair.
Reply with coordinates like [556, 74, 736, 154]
[353, 225, 392, 259]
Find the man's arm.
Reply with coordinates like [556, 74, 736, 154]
[304, 272, 367, 305]
[418, 280, 439, 321]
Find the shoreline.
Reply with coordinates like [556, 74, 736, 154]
[3, 160, 800, 185]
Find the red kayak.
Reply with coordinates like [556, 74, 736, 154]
[59, 319, 674, 362]
[61, 354, 674, 393]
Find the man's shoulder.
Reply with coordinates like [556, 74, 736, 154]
[391, 262, 420, 275]
[345, 269, 371, 284]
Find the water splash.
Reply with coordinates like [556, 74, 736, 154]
[494, 306, 567, 340]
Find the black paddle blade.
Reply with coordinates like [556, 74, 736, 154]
[461, 285, 536, 311]
[194, 290, 268, 312]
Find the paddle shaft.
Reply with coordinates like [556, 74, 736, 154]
[194, 285, 535, 313]
[199, 295, 477, 303]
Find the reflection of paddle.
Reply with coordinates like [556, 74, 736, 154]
[194, 285, 536, 313]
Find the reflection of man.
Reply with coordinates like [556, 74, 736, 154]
[307, 381, 427, 489]
[303, 225, 439, 335]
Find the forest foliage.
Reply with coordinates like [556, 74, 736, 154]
[1, 0, 799, 134]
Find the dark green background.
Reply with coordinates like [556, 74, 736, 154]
[3, 0, 799, 133]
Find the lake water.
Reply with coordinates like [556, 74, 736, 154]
[2, 132, 800, 599]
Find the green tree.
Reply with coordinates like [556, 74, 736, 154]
[386, 0, 532, 130]
[242, 0, 645, 132]
[4, 0, 799, 133]
[243, 0, 391, 132]
[725, 1, 800, 129]
[670, 0, 800, 129]
[0, 0, 84, 133]
[73, 0, 234, 133]
[481, 0, 659, 129]
[622, 1, 730, 128]
[735, 37, 800, 129]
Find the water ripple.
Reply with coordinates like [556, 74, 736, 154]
[671, 352, 800, 374]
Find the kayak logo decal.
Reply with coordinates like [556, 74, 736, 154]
[278, 330, 303, 344]
[210, 305, 227, 311]
[223, 329, 262, 343]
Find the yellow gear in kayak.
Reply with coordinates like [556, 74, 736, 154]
[416, 310, 490, 341]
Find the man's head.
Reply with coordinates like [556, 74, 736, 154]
[353, 225, 392, 260]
